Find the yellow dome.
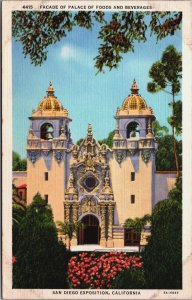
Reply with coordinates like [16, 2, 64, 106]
[122, 94, 147, 110]
[37, 82, 68, 116]
[122, 80, 148, 111]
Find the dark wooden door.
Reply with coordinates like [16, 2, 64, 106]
[78, 215, 100, 245]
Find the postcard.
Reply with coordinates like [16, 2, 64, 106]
[2, 0, 192, 299]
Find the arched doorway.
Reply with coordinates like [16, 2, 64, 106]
[78, 214, 100, 245]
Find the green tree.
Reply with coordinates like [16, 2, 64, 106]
[110, 268, 146, 289]
[56, 220, 83, 250]
[76, 138, 83, 146]
[143, 178, 182, 289]
[152, 120, 169, 138]
[147, 45, 182, 177]
[12, 185, 27, 255]
[98, 130, 115, 149]
[168, 100, 182, 135]
[13, 193, 69, 289]
[12, 11, 181, 71]
[124, 214, 151, 235]
[155, 135, 182, 171]
[13, 151, 27, 171]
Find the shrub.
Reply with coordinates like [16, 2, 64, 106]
[68, 252, 143, 289]
[143, 197, 182, 289]
[110, 268, 146, 289]
[13, 193, 69, 289]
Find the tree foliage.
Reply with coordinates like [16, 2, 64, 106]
[76, 138, 83, 146]
[12, 194, 27, 255]
[56, 220, 83, 250]
[124, 214, 151, 235]
[12, 11, 181, 71]
[13, 151, 27, 171]
[152, 120, 169, 138]
[13, 193, 69, 289]
[168, 100, 182, 135]
[155, 135, 182, 171]
[110, 268, 146, 289]
[143, 177, 182, 289]
[147, 45, 182, 95]
[147, 45, 182, 176]
[98, 130, 115, 148]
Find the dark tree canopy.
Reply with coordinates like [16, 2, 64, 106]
[155, 135, 182, 171]
[143, 187, 182, 288]
[12, 11, 182, 71]
[13, 151, 27, 171]
[98, 130, 115, 148]
[13, 193, 69, 289]
[147, 45, 182, 177]
[152, 120, 169, 138]
[147, 45, 182, 95]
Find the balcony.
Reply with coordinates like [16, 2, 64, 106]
[113, 138, 157, 150]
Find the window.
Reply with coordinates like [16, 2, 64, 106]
[19, 191, 23, 199]
[131, 195, 135, 204]
[124, 229, 140, 246]
[131, 172, 135, 181]
[40, 123, 54, 140]
[44, 194, 48, 203]
[45, 172, 48, 181]
[127, 122, 140, 138]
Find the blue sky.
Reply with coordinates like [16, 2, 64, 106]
[12, 13, 182, 158]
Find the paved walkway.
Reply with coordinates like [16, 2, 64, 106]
[70, 244, 139, 252]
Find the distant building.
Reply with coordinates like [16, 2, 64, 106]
[14, 80, 176, 249]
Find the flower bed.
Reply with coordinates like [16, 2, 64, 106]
[68, 252, 143, 289]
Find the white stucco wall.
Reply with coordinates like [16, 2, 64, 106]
[154, 172, 177, 205]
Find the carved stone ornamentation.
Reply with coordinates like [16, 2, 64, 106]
[115, 150, 127, 164]
[65, 204, 70, 222]
[108, 205, 114, 240]
[141, 149, 151, 163]
[100, 205, 106, 240]
[55, 151, 63, 163]
[72, 145, 79, 160]
[80, 197, 98, 215]
[128, 149, 137, 156]
[72, 204, 78, 223]
[28, 150, 40, 164]
[41, 150, 51, 157]
[85, 153, 95, 172]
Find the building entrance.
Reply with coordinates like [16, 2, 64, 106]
[78, 214, 100, 245]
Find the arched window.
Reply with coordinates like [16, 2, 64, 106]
[40, 123, 54, 140]
[127, 122, 140, 138]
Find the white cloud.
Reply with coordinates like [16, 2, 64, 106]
[60, 44, 95, 70]
[60, 45, 77, 60]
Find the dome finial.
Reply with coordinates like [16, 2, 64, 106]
[131, 79, 139, 94]
[87, 124, 92, 136]
[47, 81, 54, 96]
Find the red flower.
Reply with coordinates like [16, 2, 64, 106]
[12, 256, 16, 264]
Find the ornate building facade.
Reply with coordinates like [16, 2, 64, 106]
[25, 80, 176, 248]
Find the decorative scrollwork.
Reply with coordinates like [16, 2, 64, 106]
[79, 197, 99, 215]
[55, 151, 63, 163]
[115, 150, 127, 164]
[141, 149, 151, 163]
[28, 150, 40, 164]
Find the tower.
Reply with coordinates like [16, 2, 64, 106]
[110, 80, 157, 246]
[27, 82, 72, 221]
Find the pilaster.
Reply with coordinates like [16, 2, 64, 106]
[100, 204, 106, 247]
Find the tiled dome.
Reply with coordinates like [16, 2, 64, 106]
[122, 79, 148, 111]
[37, 82, 68, 116]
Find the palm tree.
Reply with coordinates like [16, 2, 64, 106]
[56, 220, 83, 250]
